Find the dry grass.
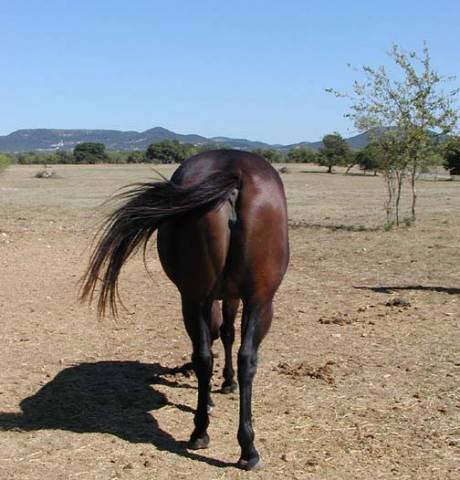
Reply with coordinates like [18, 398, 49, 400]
[0, 163, 459, 479]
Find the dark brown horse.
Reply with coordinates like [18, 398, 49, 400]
[80, 149, 289, 470]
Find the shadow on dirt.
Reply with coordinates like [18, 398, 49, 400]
[0, 361, 233, 468]
[289, 220, 381, 232]
[354, 285, 460, 295]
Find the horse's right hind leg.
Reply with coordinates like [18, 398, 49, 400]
[220, 298, 240, 393]
[236, 299, 273, 470]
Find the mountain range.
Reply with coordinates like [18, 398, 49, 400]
[0, 126, 377, 153]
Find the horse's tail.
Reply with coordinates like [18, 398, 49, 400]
[80, 171, 240, 317]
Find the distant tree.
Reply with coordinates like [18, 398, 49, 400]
[183, 144, 197, 158]
[74, 142, 109, 164]
[146, 140, 191, 164]
[15, 151, 47, 164]
[127, 151, 146, 164]
[10, 151, 62, 164]
[442, 136, 460, 175]
[251, 148, 283, 163]
[53, 150, 74, 164]
[286, 148, 318, 163]
[327, 43, 458, 224]
[15, 153, 27, 164]
[344, 150, 359, 173]
[355, 142, 384, 175]
[106, 151, 129, 164]
[318, 133, 351, 173]
[17, 152, 31, 164]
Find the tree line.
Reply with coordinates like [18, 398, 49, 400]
[4, 134, 459, 177]
[5, 141, 218, 166]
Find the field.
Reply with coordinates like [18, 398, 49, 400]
[0, 163, 459, 480]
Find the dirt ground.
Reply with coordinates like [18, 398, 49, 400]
[0, 163, 459, 480]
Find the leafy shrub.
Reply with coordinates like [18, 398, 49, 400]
[0, 153, 11, 172]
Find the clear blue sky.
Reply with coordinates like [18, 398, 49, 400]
[1, 0, 459, 144]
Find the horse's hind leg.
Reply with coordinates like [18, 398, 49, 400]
[236, 299, 273, 470]
[182, 297, 213, 449]
[207, 300, 223, 411]
[221, 298, 240, 393]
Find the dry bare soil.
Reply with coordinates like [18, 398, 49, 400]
[0, 164, 459, 480]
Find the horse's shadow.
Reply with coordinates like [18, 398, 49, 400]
[354, 285, 460, 295]
[0, 361, 233, 468]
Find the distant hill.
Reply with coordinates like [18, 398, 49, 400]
[280, 129, 397, 152]
[0, 127, 276, 152]
[210, 136, 273, 150]
[0, 127, 212, 152]
[1, 126, 442, 153]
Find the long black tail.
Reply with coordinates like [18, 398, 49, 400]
[80, 171, 239, 317]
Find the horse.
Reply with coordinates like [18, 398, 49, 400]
[80, 149, 289, 470]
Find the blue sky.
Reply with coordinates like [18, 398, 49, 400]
[1, 0, 459, 144]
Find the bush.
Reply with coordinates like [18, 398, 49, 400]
[0, 153, 11, 172]
[52, 150, 74, 164]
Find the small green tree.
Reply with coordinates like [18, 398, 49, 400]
[286, 148, 318, 163]
[327, 43, 459, 223]
[318, 133, 351, 173]
[74, 142, 109, 164]
[442, 136, 460, 175]
[375, 130, 409, 225]
[355, 142, 383, 175]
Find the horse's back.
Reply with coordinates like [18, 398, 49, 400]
[158, 150, 289, 302]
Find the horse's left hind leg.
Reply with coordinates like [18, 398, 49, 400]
[182, 298, 213, 449]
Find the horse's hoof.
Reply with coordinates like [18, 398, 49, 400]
[188, 434, 210, 450]
[221, 381, 238, 394]
[237, 455, 264, 471]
